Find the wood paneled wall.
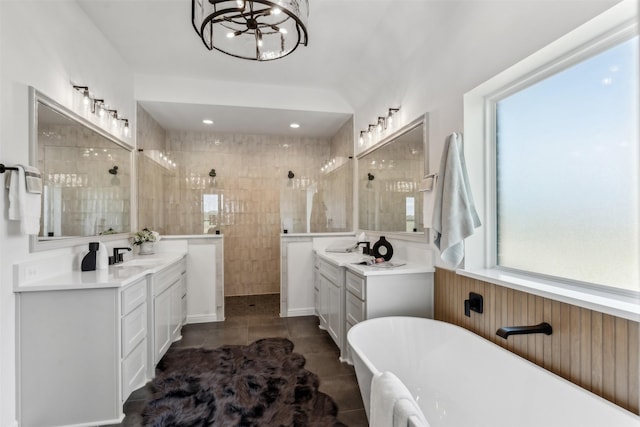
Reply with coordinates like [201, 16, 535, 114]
[434, 268, 640, 415]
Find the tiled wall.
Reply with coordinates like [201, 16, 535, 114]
[137, 105, 168, 233]
[39, 123, 131, 237]
[136, 105, 354, 296]
[434, 268, 640, 415]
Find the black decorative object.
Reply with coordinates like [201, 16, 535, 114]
[372, 236, 393, 261]
[81, 242, 99, 271]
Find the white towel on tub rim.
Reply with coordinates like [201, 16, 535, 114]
[370, 371, 430, 427]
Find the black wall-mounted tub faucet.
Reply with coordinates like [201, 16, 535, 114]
[496, 322, 553, 339]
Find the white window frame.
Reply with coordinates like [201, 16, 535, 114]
[462, 0, 639, 322]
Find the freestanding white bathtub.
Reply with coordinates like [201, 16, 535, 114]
[348, 316, 640, 427]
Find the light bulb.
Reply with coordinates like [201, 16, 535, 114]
[279, 28, 288, 34]
[272, 7, 281, 14]
[82, 91, 90, 105]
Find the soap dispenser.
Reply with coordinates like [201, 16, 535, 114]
[96, 242, 109, 270]
[81, 242, 99, 271]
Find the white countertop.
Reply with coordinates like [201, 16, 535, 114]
[315, 250, 434, 276]
[14, 252, 186, 292]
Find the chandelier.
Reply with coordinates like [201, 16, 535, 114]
[192, 0, 309, 61]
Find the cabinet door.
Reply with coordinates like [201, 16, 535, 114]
[327, 280, 341, 345]
[154, 287, 171, 364]
[170, 279, 183, 341]
[318, 275, 329, 329]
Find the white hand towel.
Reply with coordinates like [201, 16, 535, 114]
[393, 398, 430, 427]
[5, 165, 41, 235]
[23, 165, 42, 194]
[432, 133, 481, 267]
[371, 371, 429, 427]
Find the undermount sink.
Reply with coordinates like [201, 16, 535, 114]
[114, 258, 162, 267]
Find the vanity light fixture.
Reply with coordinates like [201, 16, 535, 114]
[289, 123, 300, 129]
[73, 85, 91, 105]
[203, 119, 214, 125]
[72, 83, 130, 139]
[387, 107, 400, 127]
[357, 107, 401, 146]
[92, 99, 104, 115]
[121, 119, 130, 136]
[191, 0, 309, 61]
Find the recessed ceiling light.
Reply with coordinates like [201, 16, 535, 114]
[289, 123, 300, 129]
[202, 119, 214, 125]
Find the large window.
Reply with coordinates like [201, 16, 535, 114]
[494, 35, 639, 292]
[463, 1, 639, 319]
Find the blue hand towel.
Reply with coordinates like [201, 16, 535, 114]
[432, 133, 481, 267]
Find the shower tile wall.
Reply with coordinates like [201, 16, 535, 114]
[165, 131, 331, 296]
[137, 105, 168, 233]
[136, 105, 354, 297]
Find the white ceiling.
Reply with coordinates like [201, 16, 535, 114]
[76, 0, 447, 138]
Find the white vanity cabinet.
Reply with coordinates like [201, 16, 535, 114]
[314, 255, 347, 360]
[344, 268, 434, 361]
[15, 253, 188, 427]
[149, 257, 187, 372]
[16, 277, 148, 427]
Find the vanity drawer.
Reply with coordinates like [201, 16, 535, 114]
[121, 278, 146, 315]
[153, 259, 186, 295]
[122, 338, 147, 402]
[318, 258, 341, 284]
[122, 303, 147, 357]
[346, 291, 365, 324]
[346, 271, 365, 300]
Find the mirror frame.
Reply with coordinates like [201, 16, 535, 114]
[356, 113, 429, 240]
[29, 86, 135, 252]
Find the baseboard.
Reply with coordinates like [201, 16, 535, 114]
[286, 307, 316, 317]
[186, 314, 219, 324]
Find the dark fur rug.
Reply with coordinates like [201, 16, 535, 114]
[142, 338, 346, 427]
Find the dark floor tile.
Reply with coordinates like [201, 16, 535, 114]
[247, 323, 290, 341]
[338, 408, 369, 427]
[127, 382, 155, 402]
[246, 313, 288, 326]
[202, 326, 249, 347]
[290, 334, 339, 355]
[304, 352, 355, 379]
[286, 315, 325, 337]
[319, 374, 365, 412]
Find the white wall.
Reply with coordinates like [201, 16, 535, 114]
[350, 1, 620, 268]
[0, 2, 135, 425]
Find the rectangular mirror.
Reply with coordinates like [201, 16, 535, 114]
[29, 87, 134, 251]
[358, 114, 428, 234]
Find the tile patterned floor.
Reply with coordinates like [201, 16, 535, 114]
[108, 294, 368, 426]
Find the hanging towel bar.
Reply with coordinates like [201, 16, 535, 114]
[0, 164, 18, 174]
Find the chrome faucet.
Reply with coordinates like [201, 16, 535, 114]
[496, 322, 552, 339]
[112, 247, 131, 264]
